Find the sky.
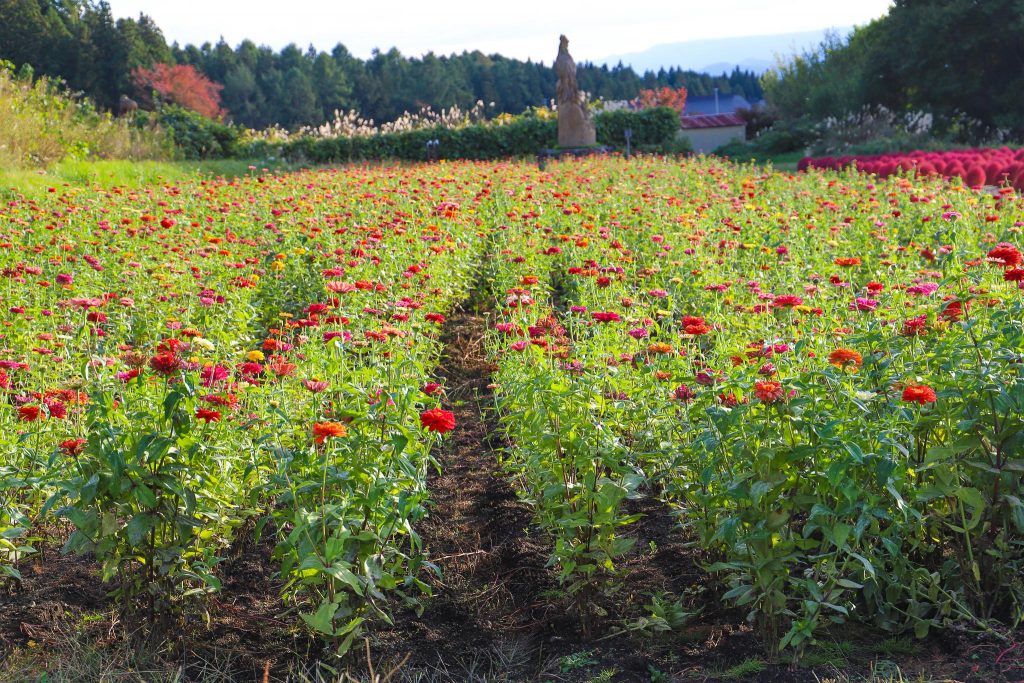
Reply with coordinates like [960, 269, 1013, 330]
[106, 0, 893, 65]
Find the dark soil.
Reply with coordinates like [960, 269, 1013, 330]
[181, 529, 318, 681]
[0, 537, 109, 652]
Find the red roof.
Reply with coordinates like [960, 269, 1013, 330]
[679, 113, 745, 129]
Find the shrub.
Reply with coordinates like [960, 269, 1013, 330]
[58, 380, 239, 630]
[811, 106, 935, 156]
[737, 105, 780, 140]
[157, 104, 239, 160]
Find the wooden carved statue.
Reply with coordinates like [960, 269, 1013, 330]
[554, 35, 596, 147]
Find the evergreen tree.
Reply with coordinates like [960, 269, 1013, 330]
[0, 0, 767, 128]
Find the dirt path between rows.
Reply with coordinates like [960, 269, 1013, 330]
[369, 291, 713, 682]
[370, 295, 564, 680]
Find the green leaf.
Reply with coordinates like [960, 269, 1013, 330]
[300, 599, 340, 635]
[913, 619, 930, 639]
[848, 551, 876, 579]
[954, 487, 985, 510]
[134, 484, 157, 508]
[822, 602, 849, 616]
[324, 565, 364, 595]
[125, 513, 154, 547]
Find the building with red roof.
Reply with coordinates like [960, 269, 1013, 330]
[678, 112, 746, 154]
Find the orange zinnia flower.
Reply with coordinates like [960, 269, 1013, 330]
[754, 381, 785, 403]
[313, 421, 348, 444]
[828, 348, 863, 369]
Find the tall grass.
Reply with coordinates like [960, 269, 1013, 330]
[0, 61, 168, 168]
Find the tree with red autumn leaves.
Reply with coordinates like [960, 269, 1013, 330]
[132, 63, 225, 120]
[634, 86, 688, 113]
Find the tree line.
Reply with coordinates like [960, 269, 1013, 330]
[0, 0, 763, 129]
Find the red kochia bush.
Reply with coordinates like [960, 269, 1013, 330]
[964, 166, 986, 187]
[800, 147, 1024, 190]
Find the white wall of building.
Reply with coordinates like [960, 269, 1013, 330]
[677, 125, 746, 154]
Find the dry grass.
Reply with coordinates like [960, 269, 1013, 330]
[0, 63, 167, 169]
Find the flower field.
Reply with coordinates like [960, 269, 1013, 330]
[1, 157, 1022, 676]
[799, 147, 1024, 189]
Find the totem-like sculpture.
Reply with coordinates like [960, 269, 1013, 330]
[554, 35, 596, 147]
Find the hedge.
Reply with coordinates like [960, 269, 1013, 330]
[243, 107, 681, 163]
[593, 107, 681, 149]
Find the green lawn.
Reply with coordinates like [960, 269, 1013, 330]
[0, 159, 284, 197]
[727, 150, 804, 172]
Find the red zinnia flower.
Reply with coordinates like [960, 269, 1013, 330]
[592, 311, 621, 323]
[200, 364, 229, 387]
[673, 385, 695, 402]
[420, 408, 456, 433]
[44, 399, 67, 419]
[422, 383, 443, 395]
[268, 359, 297, 378]
[773, 295, 803, 308]
[60, 438, 87, 456]
[196, 408, 221, 422]
[18, 405, 42, 422]
[1004, 268, 1024, 282]
[900, 315, 928, 337]
[238, 362, 263, 376]
[157, 338, 186, 353]
[940, 300, 967, 321]
[202, 393, 237, 407]
[149, 351, 182, 376]
[987, 244, 1022, 268]
[902, 384, 937, 405]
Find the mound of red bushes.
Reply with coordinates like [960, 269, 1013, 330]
[799, 147, 1024, 189]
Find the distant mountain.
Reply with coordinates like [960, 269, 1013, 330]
[699, 59, 774, 75]
[595, 28, 851, 75]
